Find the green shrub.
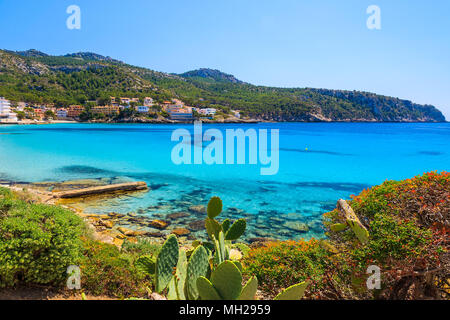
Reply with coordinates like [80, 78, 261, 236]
[79, 239, 152, 298]
[0, 188, 85, 287]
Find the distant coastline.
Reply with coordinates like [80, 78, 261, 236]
[0, 49, 446, 123]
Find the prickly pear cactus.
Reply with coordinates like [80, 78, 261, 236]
[207, 196, 222, 219]
[134, 255, 156, 275]
[239, 276, 258, 300]
[175, 249, 187, 299]
[347, 219, 369, 244]
[155, 234, 179, 293]
[196, 276, 222, 300]
[210, 261, 243, 300]
[274, 281, 308, 300]
[221, 218, 231, 233]
[205, 217, 222, 240]
[167, 277, 178, 300]
[330, 223, 347, 232]
[186, 245, 210, 300]
[225, 218, 247, 240]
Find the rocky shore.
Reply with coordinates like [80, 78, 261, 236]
[1, 177, 325, 249]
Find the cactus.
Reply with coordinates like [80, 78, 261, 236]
[333, 199, 370, 244]
[274, 281, 308, 300]
[175, 249, 187, 299]
[213, 231, 230, 267]
[185, 245, 210, 300]
[134, 255, 156, 275]
[205, 217, 222, 240]
[330, 223, 347, 232]
[225, 218, 247, 240]
[196, 276, 222, 300]
[155, 234, 179, 293]
[347, 219, 369, 244]
[207, 196, 222, 219]
[232, 260, 243, 272]
[167, 277, 178, 300]
[330, 220, 370, 244]
[209, 261, 243, 300]
[239, 276, 258, 300]
[135, 197, 312, 301]
[221, 218, 231, 233]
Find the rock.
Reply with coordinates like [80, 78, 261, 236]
[108, 212, 125, 218]
[188, 219, 204, 231]
[117, 226, 142, 236]
[255, 229, 271, 237]
[116, 233, 126, 239]
[99, 219, 114, 229]
[188, 205, 206, 214]
[98, 214, 111, 220]
[269, 216, 284, 223]
[227, 207, 243, 214]
[166, 212, 189, 220]
[283, 221, 309, 232]
[150, 292, 167, 300]
[145, 231, 164, 238]
[171, 228, 190, 236]
[113, 237, 124, 247]
[149, 219, 169, 229]
[128, 212, 137, 217]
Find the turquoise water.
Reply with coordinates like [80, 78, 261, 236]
[0, 123, 449, 241]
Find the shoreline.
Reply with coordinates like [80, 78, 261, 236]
[1, 178, 313, 248]
[1, 182, 186, 248]
[1, 119, 448, 125]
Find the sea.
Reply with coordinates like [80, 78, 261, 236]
[0, 122, 448, 241]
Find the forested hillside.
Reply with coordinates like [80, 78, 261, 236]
[0, 49, 445, 122]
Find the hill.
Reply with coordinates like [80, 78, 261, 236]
[179, 68, 244, 84]
[0, 49, 445, 122]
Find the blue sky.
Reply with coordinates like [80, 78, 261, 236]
[1, 0, 449, 119]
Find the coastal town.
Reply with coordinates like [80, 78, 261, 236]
[0, 96, 245, 124]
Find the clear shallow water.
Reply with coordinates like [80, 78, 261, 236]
[0, 123, 449, 241]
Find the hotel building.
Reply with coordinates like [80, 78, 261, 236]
[0, 97, 18, 122]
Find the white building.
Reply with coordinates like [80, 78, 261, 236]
[136, 106, 149, 113]
[197, 108, 217, 116]
[143, 97, 154, 106]
[56, 108, 68, 118]
[0, 97, 18, 122]
[16, 102, 27, 111]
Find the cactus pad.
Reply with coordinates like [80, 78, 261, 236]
[347, 219, 369, 244]
[207, 196, 222, 219]
[330, 223, 348, 232]
[221, 219, 231, 233]
[186, 245, 210, 300]
[225, 218, 247, 240]
[155, 234, 179, 293]
[210, 261, 243, 300]
[206, 217, 222, 240]
[196, 276, 222, 300]
[239, 276, 258, 300]
[274, 281, 308, 300]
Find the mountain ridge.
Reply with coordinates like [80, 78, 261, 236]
[0, 49, 445, 122]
